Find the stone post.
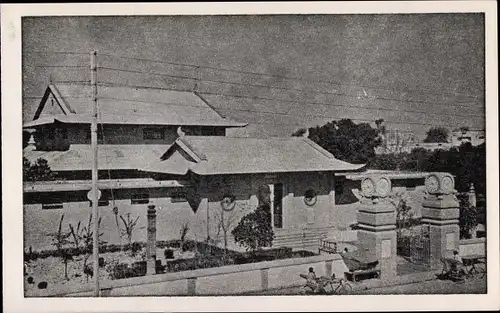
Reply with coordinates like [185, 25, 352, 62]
[421, 173, 460, 269]
[468, 183, 476, 207]
[146, 204, 157, 275]
[356, 176, 397, 279]
[25, 129, 37, 151]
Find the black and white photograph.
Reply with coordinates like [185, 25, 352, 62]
[2, 2, 498, 312]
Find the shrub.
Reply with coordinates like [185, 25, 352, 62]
[23, 157, 55, 181]
[182, 240, 196, 252]
[164, 249, 174, 259]
[107, 261, 146, 280]
[459, 198, 479, 239]
[232, 206, 274, 252]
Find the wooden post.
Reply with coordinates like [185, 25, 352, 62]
[90, 50, 100, 297]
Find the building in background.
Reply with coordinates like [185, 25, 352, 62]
[450, 129, 485, 147]
[376, 128, 485, 155]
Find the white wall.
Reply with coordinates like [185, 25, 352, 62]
[24, 172, 340, 253]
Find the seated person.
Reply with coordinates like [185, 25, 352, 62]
[305, 267, 324, 293]
[442, 250, 464, 275]
[451, 250, 464, 273]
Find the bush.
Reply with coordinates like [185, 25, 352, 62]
[459, 199, 479, 239]
[24, 242, 147, 262]
[184, 240, 197, 252]
[232, 206, 274, 252]
[37, 281, 48, 289]
[107, 261, 147, 280]
[164, 249, 174, 259]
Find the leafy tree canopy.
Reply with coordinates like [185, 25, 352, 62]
[423, 127, 449, 143]
[293, 119, 383, 164]
[23, 157, 55, 181]
[369, 142, 486, 195]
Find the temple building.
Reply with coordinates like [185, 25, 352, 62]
[23, 83, 365, 252]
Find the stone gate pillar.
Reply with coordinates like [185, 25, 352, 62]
[146, 204, 157, 275]
[356, 176, 397, 279]
[421, 173, 460, 269]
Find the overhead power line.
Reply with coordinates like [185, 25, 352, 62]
[97, 65, 483, 110]
[27, 79, 483, 123]
[36, 65, 88, 69]
[96, 66, 484, 118]
[30, 51, 89, 56]
[99, 51, 483, 100]
[95, 81, 482, 129]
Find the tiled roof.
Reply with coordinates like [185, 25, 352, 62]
[23, 136, 365, 175]
[24, 84, 246, 128]
[152, 136, 365, 175]
[23, 144, 170, 171]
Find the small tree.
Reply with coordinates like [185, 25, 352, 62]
[69, 213, 105, 282]
[112, 206, 122, 247]
[119, 213, 143, 255]
[390, 191, 415, 237]
[232, 206, 274, 253]
[423, 127, 449, 143]
[212, 198, 242, 257]
[179, 222, 190, 252]
[48, 214, 72, 280]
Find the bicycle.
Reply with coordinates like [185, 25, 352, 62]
[300, 274, 353, 295]
[463, 256, 486, 279]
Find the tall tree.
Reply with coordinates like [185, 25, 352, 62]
[423, 127, 449, 143]
[293, 119, 383, 164]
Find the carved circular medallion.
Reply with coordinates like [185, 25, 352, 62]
[304, 189, 318, 206]
[221, 195, 236, 212]
[376, 177, 391, 197]
[425, 174, 440, 194]
[441, 175, 455, 194]
[361, 178, 375, 198]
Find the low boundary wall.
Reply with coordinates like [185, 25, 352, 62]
[26, 254, 347, 297]
[459, 237, 486, 257]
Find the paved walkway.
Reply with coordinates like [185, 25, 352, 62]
[248, 270, 486, 295]
[355, 276, 486, 295]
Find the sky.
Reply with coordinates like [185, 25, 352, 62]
[22, 14, 485, 140]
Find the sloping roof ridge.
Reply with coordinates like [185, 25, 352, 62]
[175, 137, 207, 162]
[193, 91, 225, 118]
[183, 135, 301, 141]
[49, 84, 75, 114]
[301, 137, 336, 159]
[68, 143, 172, 149]
[33, 85, 72, 120]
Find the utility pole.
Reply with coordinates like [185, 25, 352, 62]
[90, 50, 100, 297]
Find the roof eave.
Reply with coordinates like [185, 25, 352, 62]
[190, 165, 368, 176]
[23, 117, 247, 128]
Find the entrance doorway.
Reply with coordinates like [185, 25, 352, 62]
[258, 183, 284, 229]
